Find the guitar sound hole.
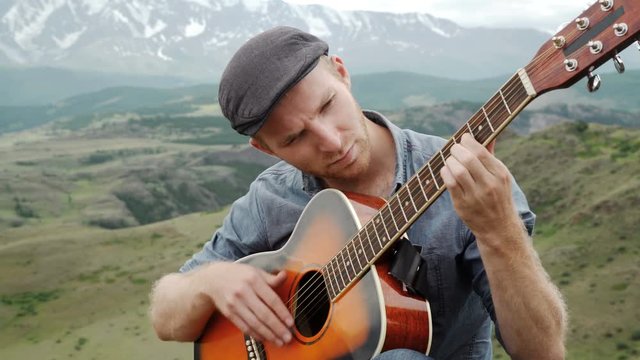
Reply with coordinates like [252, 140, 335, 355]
[293, 270, 330, 338]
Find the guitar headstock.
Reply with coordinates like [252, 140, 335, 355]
[525, 0, 640, 94]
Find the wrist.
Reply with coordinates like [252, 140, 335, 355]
[474, 216, 530, 257]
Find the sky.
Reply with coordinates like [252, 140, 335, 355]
[283, 0, 593, 33]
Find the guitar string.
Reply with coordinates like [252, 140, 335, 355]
[284, 25, 570, 315]
[289, 72, 534, 323]
[289, 73, 531, 325]
[301, 8, 630, 321]
[254, 14, 615, 350]
[292, 22, 591, 313]
[293, 29, 581, 320]
[291, 75, 534, 326]
[285, 20, 593, 329]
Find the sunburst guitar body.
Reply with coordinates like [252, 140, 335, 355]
[195, 190, 432, 359]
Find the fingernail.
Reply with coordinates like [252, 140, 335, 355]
[286, 317, 294, 327]
[276, 340, 283, 347]
[283, 333, 292, 343]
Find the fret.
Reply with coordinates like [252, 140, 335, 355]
[340, 248, 356, 280]
[415, 171, 429, 202]
[481, 106, 496, 133]
[378, 214, 392, 245]
[357, 232, 374, 264]
[499, 89, 512, 115]
[328, 260, 345, 292]
[465, 122, 474, 138]
[427, 162, 441, 189]
[334, 259, 348, 290]
[405, 187, 418, 213]
[439, 150, 447, 166]
[398, 188, 417, 220]
[373, 215, 390, 247]
[363, 223, 378, 259]
[351, 240, 363, 270]
[385, 205, 400, 233]
[408, 177, 427, 209]
[394, 196, 409, 223]
[324, 266, 338, 299]
[370, 219, 384, 250]
[506, 81, 528, 113]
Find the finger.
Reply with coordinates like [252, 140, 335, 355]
[246, 288, 292, 344]
[440, 162, 465, 199]
[449, 141, 490, 186]
[459, 134, 499, 175]
[261, 270, 295, 328]
[233, 297, 284, 346]
[443, 155, 475, 196]
[264, 270, 288, 288]
[225, 313, 253, 339]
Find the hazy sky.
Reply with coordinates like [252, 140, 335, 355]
[283, 0, 593, 33]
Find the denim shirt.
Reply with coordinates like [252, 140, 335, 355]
[180, 110, 536, 360]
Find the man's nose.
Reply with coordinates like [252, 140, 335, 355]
[313, 122, 342, 152]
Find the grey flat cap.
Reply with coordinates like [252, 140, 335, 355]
[218, 26, 329, 136]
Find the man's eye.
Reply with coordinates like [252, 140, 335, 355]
[321, 98, 333, 112]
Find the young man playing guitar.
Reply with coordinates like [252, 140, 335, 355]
[150, 26, 567, 359]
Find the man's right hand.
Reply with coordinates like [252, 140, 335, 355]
[207, 262, 294, 346]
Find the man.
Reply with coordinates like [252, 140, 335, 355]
[150, 26, 566, 359]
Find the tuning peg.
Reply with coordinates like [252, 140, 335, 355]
[587, 71, 601, 92]
[576, 17, 590, 30]
[613, 52, 625, 73]
[599, 0, 613, 11]
[552, 36, 566, 48]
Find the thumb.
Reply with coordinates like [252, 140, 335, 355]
[263, 270, 288, 288]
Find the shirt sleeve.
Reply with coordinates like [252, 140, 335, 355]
[179, 178, 270, 273]
[463, 176, 536, 344]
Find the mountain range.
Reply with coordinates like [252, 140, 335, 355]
[0, 0, 589, 80]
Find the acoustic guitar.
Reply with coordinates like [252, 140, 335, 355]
[196, 1, 640, 358]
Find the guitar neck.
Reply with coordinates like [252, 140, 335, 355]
[325, 69, 538, 300]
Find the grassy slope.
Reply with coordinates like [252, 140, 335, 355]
[0, 122, 638, 359]
[493, 123, 640, 359]
[0, 211, 220, 359]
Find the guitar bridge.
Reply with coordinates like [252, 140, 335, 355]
[243, 335, 266, 360]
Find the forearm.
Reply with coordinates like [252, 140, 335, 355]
[150, 263, 218, 342]
[477, 219, 567, 360]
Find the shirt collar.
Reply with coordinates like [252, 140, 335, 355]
[302, 110, 408, 196]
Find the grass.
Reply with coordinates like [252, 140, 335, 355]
[0, 211, 226, 359]
[0, 105, 638, 359]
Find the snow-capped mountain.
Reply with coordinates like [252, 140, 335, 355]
[0, 0, 551, 80]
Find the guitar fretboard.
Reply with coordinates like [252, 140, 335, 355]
[323, 69, 537, 300]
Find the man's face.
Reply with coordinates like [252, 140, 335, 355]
[252, 57, 371, 183]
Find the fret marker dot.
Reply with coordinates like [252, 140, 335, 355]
[479, 125, 484, 130]
[358, 249, 362, 254]
[405, 201, 409, 206]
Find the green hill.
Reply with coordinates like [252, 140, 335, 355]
[0, 66, 195, 106]
[351, 70, 640, 112]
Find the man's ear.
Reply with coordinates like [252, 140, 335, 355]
[249, 137, 275, 156]
[330, 55, 351, 89]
